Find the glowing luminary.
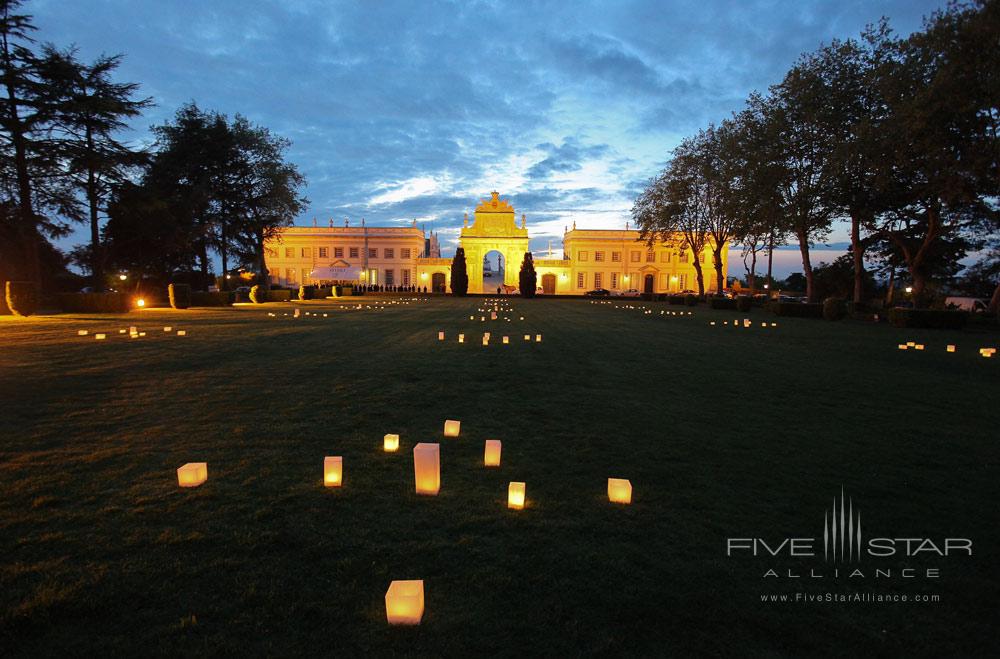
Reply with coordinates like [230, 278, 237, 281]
[761, 322, 767, 327]
[438, 331, 445, 340]
[482, 336, 489, 346]
[771, 323, 777, 327]
[177, 330, 186, 336]
[444, 420, 460, 437]
[139, 332, 146, 337]
[484, 440, 501, 467]
[384, 434, 400, 452]
[519, 316, 524, 320]
[535, 334, 542, 342]
[95, 334, 106, 340]
[491, 312, 497, 320]
[119, 329, 126, 334]
[502, 336, 509, 344]
[607, 478, 633, 504]
[164, 326, 172, 332]
[710, 322, 715, 326]
[458, 334, 465, 343]
[177, 462, 207, 487]
[524, 334, 530, 341]
[898, 344, 908, 350]
[129, 326, 137, 334]
[915, 344, 925, 350]
[508, 482, 526, 509]
[324, 456, 343, 487]
[947, 345, 956, 353]
[413, 443, 440, 495]
[907, 341, 915, 347]
[77, 330, 88, 336]
[385, 580, 424, 625]
[470, 315, 474, 320]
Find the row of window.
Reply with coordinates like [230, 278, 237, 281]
[575, 272, 690, 291]
[281, 246, 415, 260]
[576, 250, 702, 264]
[271, 268, 413, 286]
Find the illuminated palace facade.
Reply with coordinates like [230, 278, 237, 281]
[263, 192, 728, 295]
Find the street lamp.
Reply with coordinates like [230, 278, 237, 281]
[905, 286, 913, 294]
[119, 273, 127, 281]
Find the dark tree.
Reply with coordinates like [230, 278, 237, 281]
[519, 251, 536, 298]
[450, 247, 468, 296]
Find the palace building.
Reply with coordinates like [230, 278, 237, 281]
[263, 191, 727, 295]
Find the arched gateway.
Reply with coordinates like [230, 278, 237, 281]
[458, 191, 530, 294]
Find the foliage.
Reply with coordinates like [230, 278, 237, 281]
[298, 284, 314, 300]
[450, 247, 468, 296]
[168, 283, 191, 309]
[735, 296, 752, 312]
[189, 291, 233, 307]
[53, 291, 130, 313]
[888, 307, 968, 329]
[822, 297, 847, 321]
[709, 297, 736, 310]
[770, 302, 824, 318]
[249, 284, 267, 304]
[684, 293, 698, 306]
[518, 252, 537, 298]
[4, 280, 38, 316]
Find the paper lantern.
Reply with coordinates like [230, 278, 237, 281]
[482, 336, 489, 346]
[898, 344, 908, 350]
[607, 478, 633, 504]
[164, 326, 172, 332]
[119, 329, 126, 333]
[906, 341, 915, 347]
[502, 336, 509, 344]
[129, 326, 137, 334]
[524, 334, 530, 341]
[384, 434, 399, 452]
[915, 344, 924, 351]
[77, 329, 88, 336]
[535, 334, 542, 342]
[177, 462, 207, 487]
[710, 322, 715, 326]
[946, 345, 956, 352]
[385, 580, 424, 625]
[139, 332, 146, 337]
[508, 482, 525, 509]
[177, 330, 186, 336]
[484, 440, 501, 467]
[491, 311, 497, 320]
[771, 322, 777, 327]
[444, 420, 460, 437]
[458, 334, 465, 343]
[95, 333, 106, 340]
[413, 443, 440, 495]
[470, 315, 474, 320]
[324, 456, 343, 487]
[438, 331, 445, 340]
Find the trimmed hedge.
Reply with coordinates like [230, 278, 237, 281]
[168, 283, 191, 309]
[667, 295, 686, 305]
[190, 291, 234, 307]
[249, 285, 267, 304]
[709, 296, 737, 310]
[269, 289, 292, 302]
[889, 307, 968, 329]
[685, 294, 698, 306]
[770, 302, 824, 318]
[298, 285, 315, 300]
[822, 297, 846, 321]
[736, 296, 752, 312]
[55, 292, 131, 313]
[5, 281, 39, 316]
[0, 282, 9, 314]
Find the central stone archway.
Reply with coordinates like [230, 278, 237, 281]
[459, 191, 529, 294]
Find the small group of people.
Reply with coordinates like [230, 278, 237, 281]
[356, 284, 428, 293]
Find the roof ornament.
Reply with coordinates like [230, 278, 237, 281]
[412, 218, 417, 227]
[491, 190, 499, 208]
[345, 218, 349, 227]
[521, 213, 526, 229]
[329, 218, 333, 227]
[312, 217, 317, 227]
[463, 212, 469, 228]
[573, 220, 577, 230]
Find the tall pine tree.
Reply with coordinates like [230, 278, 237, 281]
[450, 247, 468, 296]
[519, 251, 536, 298]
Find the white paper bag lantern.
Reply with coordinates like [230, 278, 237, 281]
[458, 334, 465, 343]
[507, 482, 525, 509]
[164, 326, 172, 332]
[324, 456, 343, 487]
[535, 334, 542, 342]
[502, 336, 509, 344]
[607, 478, 633, 504]
[524, 334, 530, 341]
[438, 331, 445, 340]
[177, 462, 207, 487]
[413, 443, 440, 495]
[484, 440, 501, 467]
[95, 333, 106, 340]
[384, 434, 400, 452]
[77, 329, 88, 336]
[946, 345, 956, 353]
[177, 330, 186, 336]
[385, 580, 424, 625]
[443, 420, 460, 437]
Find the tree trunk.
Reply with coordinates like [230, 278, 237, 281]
[796, 228, 815, 302]
[713, 246, 724, 294]
[885, 266, 895, 306]
[692, 257, 705, 297]
[749, 250, 757, 296]
[3, 65, 40, 284]
[85, 126, 104, 292]
[851, 213, 864, 303]
[766, 230, 774, 292]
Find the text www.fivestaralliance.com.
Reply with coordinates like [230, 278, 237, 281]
[761, 593, 941, 603]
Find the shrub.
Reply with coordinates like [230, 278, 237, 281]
[314, 286, 332, 299]
[684, 293, 698, 306]
[889, 307, 968, 329]
[190, 291, 233, 307]
[249, 285, 267, 304]
[168, 283, 191, 309]
[667, 295, 686, 305]
[451, 247, 468, 296]
[269, 289, 292, 302]
[822, 297, 847, 321]
[54, 292, 131, 313]
[343, 286, 354, 296]
[298, 284, 315, 300]
[771, 302, 824, 318]
[735, 296, 752, 312]
[710, 296, 737, 310]
[519, 252, 537, 298]
[5, 281, 39, 316]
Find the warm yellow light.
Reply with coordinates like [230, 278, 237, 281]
[906, 342, 915, 347]
[502, 336, 509, 344]
[324, 456, 343, 487]
[95, 333, 106, 340]
[77, 329, 88, 336]
[385, 580, 424, 625]
[905, 286, 913, 293]
[413, 443, 440, 495]
[119, 273, 127, 281]
[670, 275, 678, 281]
[458, 333, 464, 343]
[607, 478, 633, 504]
[915, 344, 924, 351]
[420, 272, 428, 279]
[898, 344, 908, 350]
[484, 440, 501, 467]
[508, 482, 525, 509]
[176, 330, 186, 336]
[524, 334, 530, 341]
[946, 345, 956, 353]
[177, 462, 207, 487]
[443, 420, 461, 438]
[384, 434, 400, 452]
[623, 275, 629, 281]
[136, 298, 146, 307]
[164, 326, 172, 332]
[535, 334, 542, 342]
[438, 331, 445, 341]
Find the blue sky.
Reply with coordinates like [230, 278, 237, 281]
[34, 0, 947, 276]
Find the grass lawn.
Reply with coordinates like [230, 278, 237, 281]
[1, 297, 997, 655]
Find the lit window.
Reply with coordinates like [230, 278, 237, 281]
[285, 247, 294, 258]
[646, 250, 654, 262]
[384, 248, 395, 259]
[699, 252, 706, 263]
[369, 248, 378, 258]
[594, 272, 603, 288]
[401, 248, 411, 259]
[630, 251, 641, 263]
[661, 251, 671, 262]
[301, 268, 310, 283]
[385, 269, 394, 285]
[578, 251, 588, 261]
[301, 247, 311, 258]
[334, 247, 344, 258]
[577, 272, 585, 289]
[611, 272, 619, 289]
[402, 269, 411, 285]
[349, 247, 359, 258]
[286, 268, 297, 284]
[611, 251, 621, 262]
[595, 251, 604, 262]
[679, 251, 689, 263]
[318, 247, 329, 258]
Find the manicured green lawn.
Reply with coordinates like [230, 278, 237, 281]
[1, 297, 997, 655]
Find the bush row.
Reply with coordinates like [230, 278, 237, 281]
[54, 292, 131, 313]
[768, 301, 824, 318]
[889, 307, 968, 329]
[5, 281, 39, 316]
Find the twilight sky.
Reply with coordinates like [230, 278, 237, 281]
[34, 0, 947, 276]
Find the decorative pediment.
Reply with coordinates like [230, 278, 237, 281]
[475, 190, 515, 213]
